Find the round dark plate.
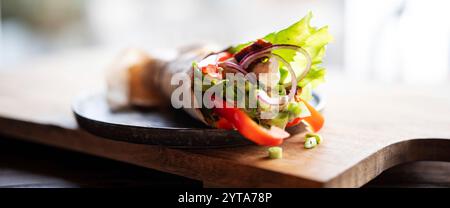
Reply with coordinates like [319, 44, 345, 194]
[73, 93, 324, 148]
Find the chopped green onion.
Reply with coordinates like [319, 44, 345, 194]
[304, 136, 318, 149]
[192, 61, 198, 68]
[299, 83, 313, 102]
[306, 133, 323, 144]
[278, 67, 288, 84]
[268, 112, 289, 129]
[268, 146, 283, 159]
[287, 102, 302, 116]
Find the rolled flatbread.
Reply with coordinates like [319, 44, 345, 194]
[106, 45, 219, 125]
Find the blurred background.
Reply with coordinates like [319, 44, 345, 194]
[0, 0, 449, 84]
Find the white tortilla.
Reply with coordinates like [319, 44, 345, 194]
[106, 45, 220, 125]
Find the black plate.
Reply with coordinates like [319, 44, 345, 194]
[73, 93, 324, 148]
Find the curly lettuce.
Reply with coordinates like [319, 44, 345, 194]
[230, 12, 333, 90]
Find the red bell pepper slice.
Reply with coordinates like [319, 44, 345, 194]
[213, 101, 289, 146]
[286, 117, 302, 128]
[286, 101, 324, 132]
[215, 117, 234, 130]
[302, 101, 324, 132]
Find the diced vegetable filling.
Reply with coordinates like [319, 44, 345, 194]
[192, 12, 332, 146]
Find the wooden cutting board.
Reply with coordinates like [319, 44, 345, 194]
[0, 49, 449, 187]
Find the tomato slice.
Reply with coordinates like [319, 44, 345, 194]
[199, 52, 232, 78]
[214, 102, 289, 146]
[302, 101, 324, 132]
[201, 64, 222, 79]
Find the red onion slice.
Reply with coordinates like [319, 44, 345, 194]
[257, 90, 289, 106]
[242, 52, 297, 106]
[198, 44, 309, 107]
[218, 61, 247, 75]
[270, 53, 297, 103]
[239, 44, 312, 82]
[219, 61, 259, 85]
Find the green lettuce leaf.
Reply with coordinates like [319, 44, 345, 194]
[230, 12, 333, 89]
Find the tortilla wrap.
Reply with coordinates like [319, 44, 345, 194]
[106, 45, 220, 125]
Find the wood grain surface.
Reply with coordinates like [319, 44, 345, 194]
[0, 49, 449, 187]
[1, 135, 448, 188]
[0, 136, 201, 188]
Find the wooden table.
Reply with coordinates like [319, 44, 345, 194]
[0, 49, 449, 187]
[0, 136, 202, 188]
